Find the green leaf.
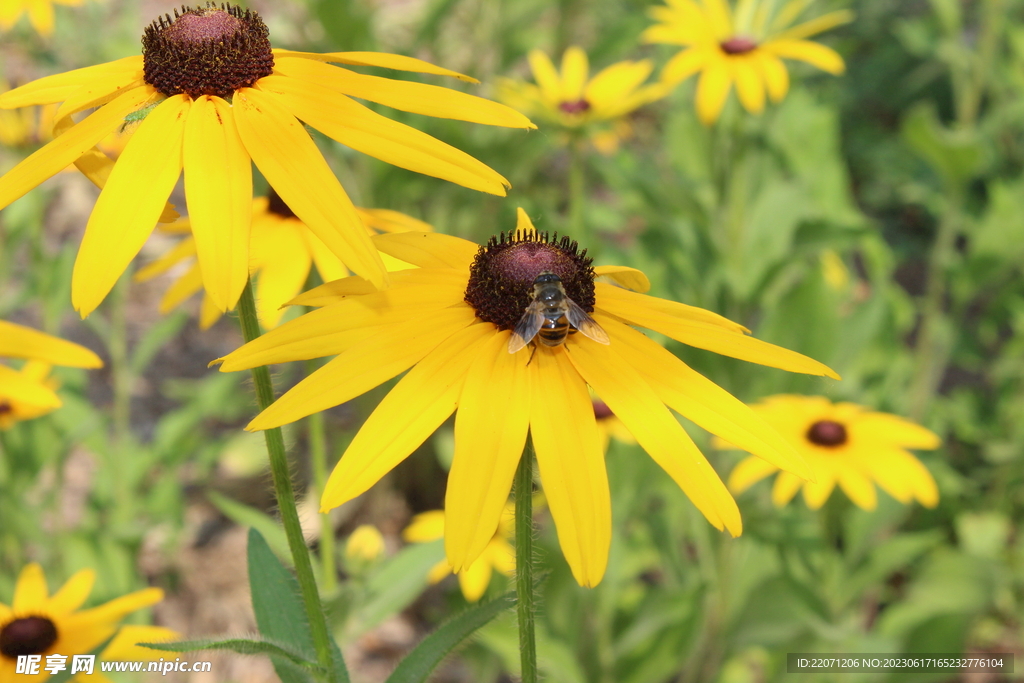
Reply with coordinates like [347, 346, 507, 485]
[347, 539, 445, 637]
[129, 310, 187, 375]
[140, 637, 317, 669]
[210, 492, 291, 562]
[386, 591, 515, 683]
[902, 104, 983, 185]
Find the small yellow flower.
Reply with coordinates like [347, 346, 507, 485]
[592, 400, 636, 453]
[0, 564, 169, 681]
[0, 320, 102, 429]
[403, 508, 514, 602]
[135, 190, 432, 329]
[0, 0, 84, 37]
[218, 208, 838, 587]
[723, 395, 941, 510]
[643, 0, 853, 124]
[0, 4, 533, 319]
[345, 524, 385, 563]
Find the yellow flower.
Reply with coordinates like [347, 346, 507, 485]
[403, 508, 514, 602]
[723, 395, 941, 510]
[0, 5, 533, 319]
[135, 190, 432, 329]
[0, 0, 84, 36]
[345, 524, 385, 563]
[0, 564, 168, 681]
[85, 625, 179, 683]
[497, 47, 666, 133]
[643, 0, 853, 124]
[592, 399, 636, 453]
[218, 208, 838, 587]
[0, 320, 102, 429]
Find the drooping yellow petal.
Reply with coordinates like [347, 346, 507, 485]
[247, 306, 477, 431]
[72, 94, 189, 318]
[753, 51, 790, 102]
[199, 294, 222, 330]
[27, 0, 55, 36]
[159, 261, 203, 313]
[273, 49, 478, 82]
[445, 331, 531, 572]
[770, 0, 816, 34]
[772, 471, 805, 506]
[695, 58, 732, 125]
[593, 266, 651, 293]
[403, 510, 446, 542]
[732, 56, 765, 114]
[661, 47, 711, 85]
[727, 456, 779, 494]
[12, 563, 49, 611]
[560, 47, 589, 102]
[0, 364, 61, 410]
[134, 235, 197, 282]
[320, 322, 493, 510]
[837, 464, 877, 510]
[183, 96, 252, 312]
[257, 75, 510, 196]
[47, 569, 95, 614]
[530, 347, 610, 587]
[253, 229, 312, 328]
[273, 58, 533, 129]
[527, 50, 563, 104]
[233, 86, 386, 289]
[373, 232, 479, 269]
[457, 559, 493, 602]
[567, 338, 742, 537]
[0, 57, 143, 108]
[762, 39, 845, 74]
[596, 282, 746, 332]
[851, 413, 941, 450]
[0, 320, 101, 367]
[0, 85, 156, 213]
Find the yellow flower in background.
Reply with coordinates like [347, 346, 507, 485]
[498, 47, 665, 149]
[0, 5, 533, 319]
[723, 395, 940, 510]
[135, 190, 432, 329]
[84, 625, 179, 683]
[0, 320, 102, 429]
[0, 0, 83, 36]
[643, 0, 853, 124]
[218, 207, 838, 587]
[403, 508, 514, 602]
[0, 564, 169, 681]
[593, 399, 636, 453]
[345, 524, 386, 563]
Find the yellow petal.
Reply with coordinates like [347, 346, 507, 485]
[772, 471, 805, 506]
[273, 49, 478, 82]
[566, 338, 742, 537]
[199, 294, 222, 330]
[320, 322, 493, 510]
[584, 60, 654, 108]
[373, 232, 479, 269]
[0, 85, 155, 213]
[46, 569, 95, 614]
[701, 0, 734, 39]
[727, 456, 779, 494]
[134, 235, 197, 282]
[233, 86, 386, 289]
[287, 274, 378, 307]
[732, 56, 765, 114]
[527, 50, 562, 104]
[183, 96, 252, 312]
[753, 51, 790, 102]
[427, 559, 453, 584]
[837, 464, 877, 510]
[851, 413, 941, 450]
[12, 564, 49, 611]
[762, 39, 845, 74]
[273, 58, 533, 129]
[101, 625, 179, 661]
[595, 282, 746, 332]
[445, 331, 531, 572]
[457, 559, 493, 602]
[661, 47, 711, 85]
[27, 0, 54, 36]
[356, 208, 434, 234]
[303, 229, 349, 284]
[593, 266, 650, 293]
[695, 58, 732, 125]
[71, 587, 163, 623]
[247, 306, 478, 430]
[53, 76, 146, 133]
[159, 261, 203, 314]
[0, 320, 101, 367]
[257, 75, 510, 196]
[403, 510, 446, 542]
[602, 317, 813, 480]
[0, 57, 143, 108]
[774, 10, 855, 42]
[530, 348, 610, 587]
[560, 47, 589, 102]
[70, 147, 180, 224]
[252, 229, 312, 329]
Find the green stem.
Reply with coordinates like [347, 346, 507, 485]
[568, 141, 587, 244]
[109, 270, 131, 444]
[238, 281, 336, 682]
[514, 448, 538, 683]
[306, 360, 337, 594]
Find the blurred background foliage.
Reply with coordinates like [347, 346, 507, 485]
[1, 0, 1022, 681]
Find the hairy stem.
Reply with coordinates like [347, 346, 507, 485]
[515, 448, 538, 683]
[306, 360, 337, 594]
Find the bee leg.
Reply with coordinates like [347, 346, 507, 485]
[526, 343, 537, 367]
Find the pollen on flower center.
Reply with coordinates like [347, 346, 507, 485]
[720, 36, 758, 55]
[142, 3, 274, 99]
[464, 230, 596, 331]
[0, 616, 59, 658]
[559, 99, 592, 115]
[806, 420, 848, 447]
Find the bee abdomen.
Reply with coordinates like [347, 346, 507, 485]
[537, 316, 571, 346]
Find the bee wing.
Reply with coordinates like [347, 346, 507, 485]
[566, 299, 610, 345]
[508, 302, 546, 354]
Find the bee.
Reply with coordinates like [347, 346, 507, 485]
[508, 271, 610, 355]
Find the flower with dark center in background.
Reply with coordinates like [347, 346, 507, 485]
[0, 564, 174, 681]
[643, 0, 853, 123]
[722, 395, 941, 510]
[0, 0, 85, 36]
[216, 208, 838, 587]
[0, 3, 534, 318]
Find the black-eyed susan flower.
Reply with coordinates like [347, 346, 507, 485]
[85, 625, 178, 683]
[498, 47, 665, 151]
[0, 564, 166, 681]
[643, 0, 853, 124]
[403, 507, 514, 602]
[723, 395, 940, 510]
[0, 4, 534, 319]
[135, 190, 431, 329]
[217, 208, 838, 587]
[0, 0, 83, 36]
[0, 320, 102, 429]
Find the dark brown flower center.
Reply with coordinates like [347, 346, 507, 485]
[266, 188, 297, 220]
[806, 420, 848, 447]
[0, 617, 58, 658]
[720, 36, 758, 54]
[142, 4, 274, 99]
[559, 99, 591, 115]
[593, 400, 614, 420]
[0, 400, 12, 416]
[465, 230, 595, 331]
